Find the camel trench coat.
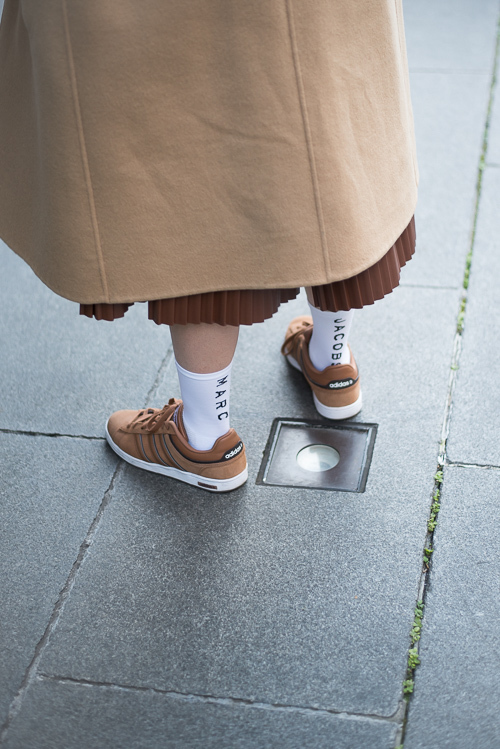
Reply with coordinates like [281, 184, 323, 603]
[0, 0, 418, 305]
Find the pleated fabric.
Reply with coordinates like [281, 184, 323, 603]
[310, 215, 416, 312]
[80, 217, 415, 326]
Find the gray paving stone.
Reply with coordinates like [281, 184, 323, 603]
[4, 679, 397, 749]
[405, 466, 500, 749]
[38, 285, 458, 718]
[402, 0, 499, 293]
[446, 167, 500, 465]
[402, 71, 490, 289]
[0, 240, 171, 438]
[404, 0, 499, 72]
[0, 433, 117, 728]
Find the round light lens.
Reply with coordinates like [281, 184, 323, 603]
[296, 444, 340, 473]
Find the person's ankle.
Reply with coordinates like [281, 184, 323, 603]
[307, 339, 351, 371]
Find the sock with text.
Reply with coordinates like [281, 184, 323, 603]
[307, 304, 354, 371]
[175, 361, 232, 451]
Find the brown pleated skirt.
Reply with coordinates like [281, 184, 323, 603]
[81, 216, 415, 326]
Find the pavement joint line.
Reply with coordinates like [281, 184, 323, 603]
[399, 282, 460, 291]
[144, 345, 175, 408]
[0, 427, 105, 441]
[0, 462, 124, 746]
[395, 12, 500, 749]
[35, 673, 405, 725]
[445, 460, 500, 471]
[437, 333, 463, 467]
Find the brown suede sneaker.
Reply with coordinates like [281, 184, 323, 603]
[281, 315, 362, 419]
[106, 398, 247, 492]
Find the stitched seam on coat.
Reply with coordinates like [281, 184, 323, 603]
[284, 0, 331, 277]
[394, 0, 418, 184]
[62, 0, 109, 301]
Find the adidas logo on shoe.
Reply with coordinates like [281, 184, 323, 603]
[224, 442, 243, 460]
[328, 378, 356, 389]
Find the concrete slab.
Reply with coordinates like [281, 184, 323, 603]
[402, 71, 490, 289]
[404, 466, 500, 749]
[404, 0, 499, 72]
[4, 678, 398, 749]
[446, 167, 500, 465]
[0, 241, 172, 438]
[0, 433, 117, 728]
[38, 285, 458, 718]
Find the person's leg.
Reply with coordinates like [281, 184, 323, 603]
[281, 288, 361, 419]
[170, 323, 239, 450]
[170, 322, 238, 373]
[305, 287, 354, 369]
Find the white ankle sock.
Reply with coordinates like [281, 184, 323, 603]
[175, 361, 232, 451]
[307, 304, 354, 370]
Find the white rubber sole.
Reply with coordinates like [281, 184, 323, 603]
[286, 354, 363, 420]
[313, 392, 363, 420]
[105, 424, 248, 493]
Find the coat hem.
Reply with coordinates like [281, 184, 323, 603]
[0, 193, 417, 306]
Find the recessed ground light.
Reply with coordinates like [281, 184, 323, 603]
[296, 444, 340, 472]
[257, 419, 377, 493]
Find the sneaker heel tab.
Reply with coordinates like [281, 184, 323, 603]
[212, 428, 240, 447]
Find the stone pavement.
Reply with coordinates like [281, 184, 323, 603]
[1, 1, 499, 747]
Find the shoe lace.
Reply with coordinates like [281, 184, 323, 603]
[280, 320, 311, 357]
[127, 398, 179, 434]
